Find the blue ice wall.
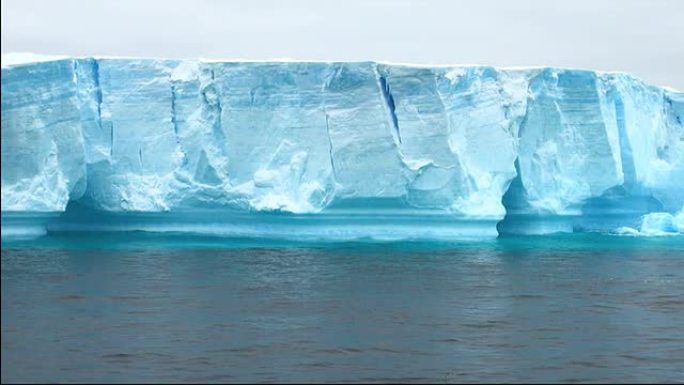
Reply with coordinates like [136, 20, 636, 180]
[2, 59, 682, 238]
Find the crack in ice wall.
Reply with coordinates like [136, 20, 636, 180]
[377, 71, 402, 145]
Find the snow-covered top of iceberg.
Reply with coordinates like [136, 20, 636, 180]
[1, 52, 71, 68]
[2, 52, 679, 91]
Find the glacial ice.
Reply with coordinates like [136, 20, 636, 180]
[1, 57, 682, 239]
[614, 208, 684, 236]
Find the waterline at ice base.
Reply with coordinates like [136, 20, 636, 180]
[2, 57, 683, 240]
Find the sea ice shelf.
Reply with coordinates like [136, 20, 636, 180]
[2, 57, 682, 239]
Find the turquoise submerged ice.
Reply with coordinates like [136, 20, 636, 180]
[1, 57, 683, 238]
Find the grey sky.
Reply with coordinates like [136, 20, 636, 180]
[2, 0, 682, 89]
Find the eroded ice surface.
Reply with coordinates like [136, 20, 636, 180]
[1, 57, 682, 238]
[614, 208, 684, 236]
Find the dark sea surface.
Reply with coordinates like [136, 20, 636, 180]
[2, 233, 684, 383]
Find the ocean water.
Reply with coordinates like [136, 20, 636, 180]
[2, 233, 684, 383]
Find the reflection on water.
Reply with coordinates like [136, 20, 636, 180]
[2, 234, 684, 383]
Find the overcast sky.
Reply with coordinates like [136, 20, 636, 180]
[2, 0, 682, 89]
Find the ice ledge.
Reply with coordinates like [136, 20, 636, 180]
[3, 204, 501, 241]
[0, 212, 62, 238]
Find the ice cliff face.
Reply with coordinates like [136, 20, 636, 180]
[1, 58, 682, 238]
[1, 60, 86, 212]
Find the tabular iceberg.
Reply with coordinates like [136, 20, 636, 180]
[1, 57, 682, 239]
